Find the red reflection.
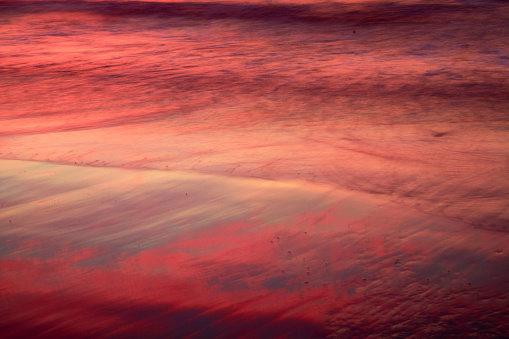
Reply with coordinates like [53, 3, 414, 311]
[1, 159, 508, 337]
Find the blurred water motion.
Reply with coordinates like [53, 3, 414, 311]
[1, 0, 508, 337]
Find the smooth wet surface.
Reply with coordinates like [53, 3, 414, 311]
[1, 160, 508, 337]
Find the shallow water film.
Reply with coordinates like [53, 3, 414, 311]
[1, 0, 508, 337]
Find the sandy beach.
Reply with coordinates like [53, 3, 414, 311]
[1, 0, 508, 337]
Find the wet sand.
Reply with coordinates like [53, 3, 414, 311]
[2, 0, 509, 231]
[1, 159, 508, 337]
[3, 119, 509, 233]
[1, 0, 509, 337]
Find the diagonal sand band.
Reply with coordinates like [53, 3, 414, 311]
[2, 120, 508, 232]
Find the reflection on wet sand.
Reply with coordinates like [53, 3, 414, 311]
[1, 160, 507, 337]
